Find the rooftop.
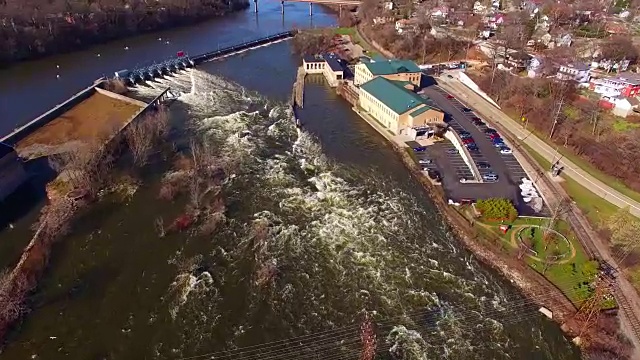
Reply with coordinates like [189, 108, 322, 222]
[303, 54, 324, 63]
[561, 62, 590, 71]
[323, 53, 344, 72]
[363, 59, 421, 76]
[409, 105, 433, 117]
[360, 77, 431, 115]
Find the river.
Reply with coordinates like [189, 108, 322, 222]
[0, 3, 581, 360]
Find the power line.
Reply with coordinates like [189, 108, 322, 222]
[176, 277, 601, 360]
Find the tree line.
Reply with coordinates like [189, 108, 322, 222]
[0, 0, 249, 65]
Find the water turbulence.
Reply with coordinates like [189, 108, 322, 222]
[5, 69, 576, 360]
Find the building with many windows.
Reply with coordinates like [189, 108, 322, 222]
[302, 53, 346, 87]
[358, 77, 444, 137]
[556, 62, 590, 83]
[590, 72, 640, 98]
[354, 58, 422, 87]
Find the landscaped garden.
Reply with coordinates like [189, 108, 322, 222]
[469, 198, 615, 309]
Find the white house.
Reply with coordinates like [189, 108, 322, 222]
[527, 56, 544, 78]
[431, 6, 449, 18]
[384, 1, 394, 10]
[557, 62, 590, 83]
[374, 16, 394, 25]
[610, 96, 640, 117]
[473, 1, 486, 13]
[395, 19, 416, 34]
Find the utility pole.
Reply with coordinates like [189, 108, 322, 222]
[359, 312, 376, 360]
[548, 96, 563, 139]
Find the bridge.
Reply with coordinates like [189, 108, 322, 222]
[254, 0, 360, 15]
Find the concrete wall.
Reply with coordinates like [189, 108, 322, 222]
[444, 130, 481, 181]
[456, 72, 501, 109]
[1, 81, 103, 146]
[95, 87, 147, 107]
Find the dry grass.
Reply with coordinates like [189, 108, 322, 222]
[17, 92, 142, 159]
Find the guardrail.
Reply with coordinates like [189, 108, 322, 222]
[192, 31, 295, 64]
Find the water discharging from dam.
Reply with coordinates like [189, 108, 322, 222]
[1, 67, 580, 359]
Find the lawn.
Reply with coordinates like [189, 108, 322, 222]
[520, 142, 618, 225]
[506, 116, 640, 205]
[331, 26, 380, 58]
[476, 216, 612, 308]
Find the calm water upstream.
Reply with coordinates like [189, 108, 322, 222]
[0, 5, 580, 360]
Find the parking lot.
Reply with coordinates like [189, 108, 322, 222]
[415, 82, 547, 215]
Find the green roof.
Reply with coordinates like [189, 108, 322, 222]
[363, 59, 421, 75]
[390, 80, 413, 88]
[409, 105, 433, 117]
[360, 77, 429, 115]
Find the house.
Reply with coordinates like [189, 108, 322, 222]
[505, 51, 531, 69]
[527, 56, 544, 78]
[431, 6, 449, 18]
[487, 13, 504, 29]
[302, 53, 346, 87]
[608, 96, 640, 117]
[354, 58, 422, 86]
[373, 16, 394, 25]
[0, 142, 28, 202]
[590, 73, 640, 98]
[358, 77, 445, 137]
[557, 62, 590, 83]
[473, 1, 487, 14]
[384, 1, 394, 10]
[395, 19, 416, 34]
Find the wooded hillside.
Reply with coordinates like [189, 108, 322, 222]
[0, 0, 249, 65]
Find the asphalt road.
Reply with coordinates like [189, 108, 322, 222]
[421, 85, 545, 215]
[438, 74, 640, 218]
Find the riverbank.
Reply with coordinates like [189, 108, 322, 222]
[0, 0, 249, 66]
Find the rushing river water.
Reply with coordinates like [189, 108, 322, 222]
[0, 4, 580, 360]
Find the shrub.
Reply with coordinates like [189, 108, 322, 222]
[475, 198, 518, 221]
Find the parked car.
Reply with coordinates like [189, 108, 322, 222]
[500, 146, 512, 154]
[447, 74, 454, 79]
[459, 177, 472, 183]
[462, 138, 475, 144]
[476, 161, 491, 169]
[446, 94, 454, 99]
[483, 173, 499, 182]
[413, 146, 426, 152]
[418, 158, 432, 164]
[459, 131, 471, 136]
[492, 138, 505, 144]
[484, 128, 497, 134]
[446, 148, 458, 154]
[472, 119, 484, 126]
[461, 107, 472, 112]
[427, 170, 441, 181]
[468, 147, 480, 153]
[489, 133, 501, 140]
[460, 133, 472, 139]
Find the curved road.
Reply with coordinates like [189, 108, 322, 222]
[438, 74, 640, 218]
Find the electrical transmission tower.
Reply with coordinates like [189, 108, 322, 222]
[359, 312, 377, 360]
[573, 277, 611, 340]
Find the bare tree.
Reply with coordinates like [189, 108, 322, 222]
[49, 143, 112, 198]
[542, 248, 562, 274]
[125, 107, 169, 167]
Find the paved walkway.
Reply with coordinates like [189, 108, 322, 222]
[438, 75, 640, 218]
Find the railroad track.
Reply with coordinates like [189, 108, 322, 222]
[615, 288, 640, 340]
[439, 79, 640, 345]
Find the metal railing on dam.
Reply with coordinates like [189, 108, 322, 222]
[191, 30, 296, 64]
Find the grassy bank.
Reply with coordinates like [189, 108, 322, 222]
[520, 142, 618, 226]
[475, 215, 613, 308]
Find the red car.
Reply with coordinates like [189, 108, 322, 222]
[462, 137, 475, 144]
[446, 94, 455, 99]
[489, 133, 501, 140]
